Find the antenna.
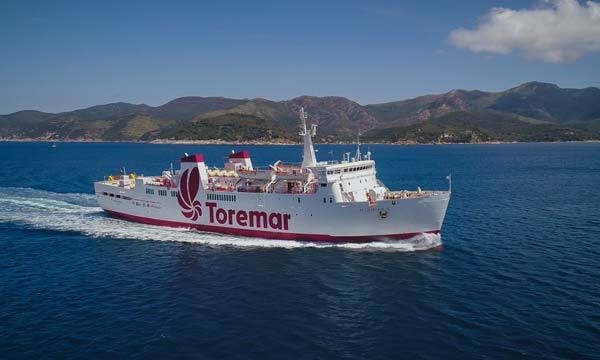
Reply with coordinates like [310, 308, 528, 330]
[299, 107, 308, 135]
[355, 132, 362, 162]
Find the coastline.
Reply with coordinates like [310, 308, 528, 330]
[1, 138, 599, 146]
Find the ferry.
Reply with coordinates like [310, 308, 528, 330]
[94, 108, 451, 242]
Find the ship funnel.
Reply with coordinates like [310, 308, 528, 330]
[227, 150, 253, 171]
[180, 153, 209, 189]
[299, 107, 317, 167]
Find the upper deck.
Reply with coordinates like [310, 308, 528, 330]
[97, 108, 450, 204]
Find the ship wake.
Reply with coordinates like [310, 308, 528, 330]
[0, 187, 442, 251]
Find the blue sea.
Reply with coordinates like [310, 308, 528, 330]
[1, 141, 599, 359]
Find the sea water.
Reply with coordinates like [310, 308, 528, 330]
[1, 142, 599, 359]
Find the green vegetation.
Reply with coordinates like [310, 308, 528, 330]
[103, 116, 174, 141]
[160, 114, 294, 142]
[363, 111, 597, 143]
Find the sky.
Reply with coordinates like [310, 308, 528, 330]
[1, 0, 599, 114]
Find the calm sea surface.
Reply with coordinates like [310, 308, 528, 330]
[1, 142, 599, 359]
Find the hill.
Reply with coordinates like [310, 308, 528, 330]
[362, 110, 591, 144]
[1, 82, 599, 143]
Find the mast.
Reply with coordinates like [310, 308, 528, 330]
[355, 132, 362, 161]
[299, 107, 317, 167]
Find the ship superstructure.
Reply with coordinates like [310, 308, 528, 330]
[94, 108, 451, 242]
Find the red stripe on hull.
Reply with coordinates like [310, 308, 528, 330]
[104, 209, 440, 243]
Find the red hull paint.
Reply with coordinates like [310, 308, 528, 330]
[104, 210, 440, 243]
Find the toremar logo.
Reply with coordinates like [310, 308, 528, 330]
[177, 168, 202, 220]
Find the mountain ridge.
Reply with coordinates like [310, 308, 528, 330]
[2, 82, 599, 143]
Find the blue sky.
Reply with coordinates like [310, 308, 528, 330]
[1, 0, 599, 114]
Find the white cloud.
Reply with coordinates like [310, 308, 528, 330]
[449, 0, 600, 63]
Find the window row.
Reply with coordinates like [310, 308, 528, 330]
[207, 193, 237, 202]
[326, 164, 373, 175]
[342, 165, 373, 173]
[145, 187, 180, 197]
[101, 192, 131, 200]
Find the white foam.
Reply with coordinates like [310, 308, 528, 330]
[0, 187, 442, 251]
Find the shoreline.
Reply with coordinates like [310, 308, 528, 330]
[1, 138, 599, 146]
